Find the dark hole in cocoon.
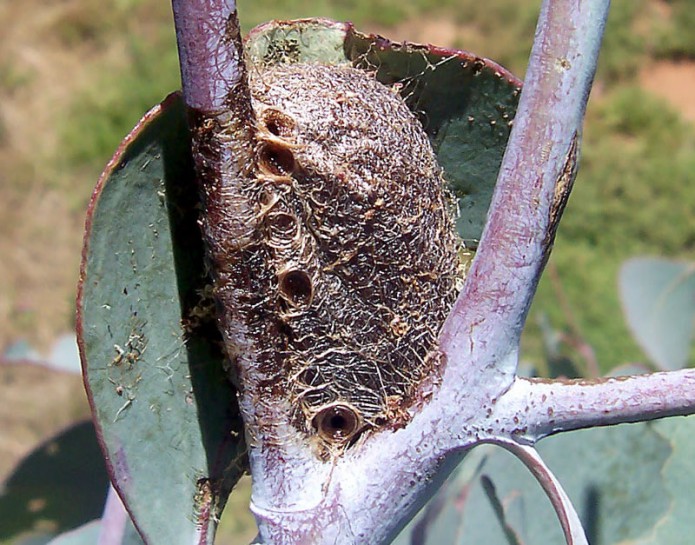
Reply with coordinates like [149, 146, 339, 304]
[313, 404, 361, 441]
[258, 141, 295, 176]
[262, 108, 297, 138]
[267, 212, 298, 237]
[279, 269, 313, 306]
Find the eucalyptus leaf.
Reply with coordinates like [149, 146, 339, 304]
[77, 95, 246, 545]
[394, 422, 681, 545]
[619, 257, 695, 370]
[0, 421, 108, 542]
[1, 334, 80, 374]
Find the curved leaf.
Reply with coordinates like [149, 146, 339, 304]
[77, 94, 246, 545]
[0, 421, 108, 542]
[394, 423, 674, 545]
[619, 257, 695, 370]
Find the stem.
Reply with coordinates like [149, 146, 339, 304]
[494, 370, 695, 443]
[98, 486, 129, 545]
[171, 0, 256, 188]
[172, 0, 243, 112]
[437, 0, 609, 394]
[170, 0, 260, 409]
[171, 1, 258, 543]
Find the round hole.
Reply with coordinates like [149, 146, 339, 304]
[312, 404, 361, 441]
[258, 142, 295, 176]
[261, 109, 296, 138]
[278, 269, 313, 307]
[267, 212, 297, 234]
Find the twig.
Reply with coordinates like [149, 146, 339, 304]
[493, 370, 695, 443]
[171, 2, 257, 544]
[172, 0, 245, 112]
[171, 0, 258, 270]
[437, 0, 610, 400]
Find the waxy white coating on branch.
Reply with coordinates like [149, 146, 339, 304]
[493, 370, 695, 443]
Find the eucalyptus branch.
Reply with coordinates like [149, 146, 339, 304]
[437, 0, 609, 398]
[171, 1, 258, 542]
[172, 0, 270, 465]
[171, 0, 258, 270]
[493, 370, 695, 443]
[172, 0, 245, 112]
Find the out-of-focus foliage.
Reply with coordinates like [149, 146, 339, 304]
[0, 421, 108, 544]
[395, 417, 695, 545]
[652, 0, 695, 59]
[620, 257, 695, 370]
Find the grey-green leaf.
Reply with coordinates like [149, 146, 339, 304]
[395, 422, 679, 545]
[619, 257, 695, 370]
[77, 94, 246, 545]
[0, 421, 108, 543]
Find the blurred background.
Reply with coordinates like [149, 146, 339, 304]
[1, 0, 694, 542]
